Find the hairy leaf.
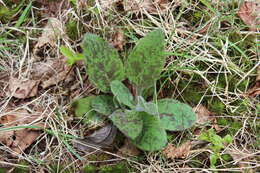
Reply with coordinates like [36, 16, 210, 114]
[158, 99, 196, 131]
[72, 96, 104, 124]
[126, 29, 166, 90]
[81, 33, 125, 92]
[109, 110, 143, 140]
[132, 112, 167, 151]
[110, 80, 135, 108]
[91, 95, 116, 115]
[135, 96, 158, 115]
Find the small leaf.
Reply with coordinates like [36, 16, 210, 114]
[60, 46, 84, 65]
[91, 95, 116, 115]
[210, 153, 218, 169]
[110, 80, 135, 108]
[126, 29, 166, 89]
[158, 99, 196, 131]
[132, 112, 167, 151]
[72, 96, 104, 124]
[81, 33, 125, 92]
[198, 129, 224, 152]
[109, 110, 143, 140]
[223, 135, 233, 144]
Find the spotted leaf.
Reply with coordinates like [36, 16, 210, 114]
[126, 29, 166, 90]
[91, 95, 116, 116]
[81, 33, 125, 92]
[110, 80, 135, 108]
[132, 112, 167, 151]
[158, 99, 196, 131]
[109, 110, 143, 140]
[135, 96, 158, 115]
[72, 96, 104, 125]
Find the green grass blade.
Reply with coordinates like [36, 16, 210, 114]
[15, 1, 32, 28]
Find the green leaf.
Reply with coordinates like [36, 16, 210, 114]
[135, 96, 158, 115]
[109, 110, 143, 140]
[60, 46, 84, 65]
[126, 29, 166, 89]
[15, 1, 32, 28]
[69, 0, 77, 5]
[0, 2, 23, 23]
[210, 153, 218, 169]
[132, 112, 167, 151]
[72, 96, 104, 124]
[158, 99, 196, 131]
[198, 129, 224, 152]
[222, 154, 232, 161]
[110, 80, 135, 108]
[91, 95, 116, 115]
[223, 135, 233, 144]
[81, 33, 125, 92]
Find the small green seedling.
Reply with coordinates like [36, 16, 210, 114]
[72, 29, 196, 151]
[60, 46, 84, 65]
[198, 128, 233, 169]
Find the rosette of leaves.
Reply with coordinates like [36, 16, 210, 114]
[72, 29, 196, 151]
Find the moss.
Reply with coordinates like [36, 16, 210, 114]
[208, 99, 225, 114]
[49, 164, 72, 173]
[228, 32, 256, 51]
[99, 163, 130, 173]
[217, 118, 242, 135]
[87, 154, 98, 161]
[87, 153, 111, 162]
[13, 161, 29, 173]
[213, 73, 249, 93]
[97, 154, 110, 161]
[0, 0, 27, 23]
[256, 104, 260, 115]
[0, 6, 13, 23]
[236, 79, 248, 92]
[183, 7, 211, 26]
[83, 165, 97, 173]
[212, 32, 255, 70]
[3, 0, 23, 7]
[232, 99, 250, 115]
[254, 134, 260, 149]
[221, 154, 232, 162]
[177, 80, 204, 104]
[66, 20, 79, 40]
[83, 162, 131, 173]
[249, 122, 260, 149]
[0, 168, 7, 173]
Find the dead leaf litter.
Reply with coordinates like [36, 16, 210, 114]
[0, 108, 49, 156]
[192, 105, 214, 124]
[73, 124, 117, 152]
[237, 1, 260, 31]
[162, 141, 192, 159]
[246, 65, 260, 97]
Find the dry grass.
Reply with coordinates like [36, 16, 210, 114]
[0, 0, 259, 172]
